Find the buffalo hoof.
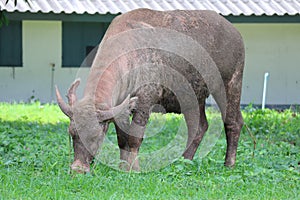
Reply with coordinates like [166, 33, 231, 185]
[224, 159, 236, 168]
[119, 161, 140, 172]
[71, 159, 90, 174]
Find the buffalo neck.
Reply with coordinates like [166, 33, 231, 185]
[84, 61, 131, 110]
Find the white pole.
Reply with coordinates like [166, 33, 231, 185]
[262, 72, 270, 109]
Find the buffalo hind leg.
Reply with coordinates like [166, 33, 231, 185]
[224, 104, 243, 167]
[183, 102, 208, 160]
[223, 66, 244, 167]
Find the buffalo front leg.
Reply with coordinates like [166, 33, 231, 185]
[115, 112, 147, 171]
[126, 111, 148, 171]
[183, 102, 208, 160]
[115, 122, 131, 171]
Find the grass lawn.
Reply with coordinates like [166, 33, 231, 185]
[0, 102, 299, 199]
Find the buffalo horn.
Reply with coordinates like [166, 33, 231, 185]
[55, 85, 72, 118]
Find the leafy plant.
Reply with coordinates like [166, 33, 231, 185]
[0, 0, 31, 28]
[0, 103, 299, 199]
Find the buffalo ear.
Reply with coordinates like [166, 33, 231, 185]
[97, 95, 138, 122]
[67, 79, 81, 107]
[129, 96, 138, 112]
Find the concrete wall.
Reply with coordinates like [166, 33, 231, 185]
[0, 20, 88, 102]
[0, 21, 299, 106]
[236, 23, 300, 106]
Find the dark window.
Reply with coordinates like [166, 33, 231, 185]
[0, 21, 22, 66]
[62, 22, 109, 67]
[84, 45, 99, 67]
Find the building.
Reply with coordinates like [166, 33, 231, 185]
[0, 0, 300, 108]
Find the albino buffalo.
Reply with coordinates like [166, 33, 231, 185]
[56, 8, 245, 173]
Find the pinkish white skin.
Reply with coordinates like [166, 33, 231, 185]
[71, 159, 90, 173]
[57, 8, 245, 172]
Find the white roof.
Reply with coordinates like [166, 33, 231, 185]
[1, 0, 300, 16]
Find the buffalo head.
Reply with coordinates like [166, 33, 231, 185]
[55, 79, 137, 173]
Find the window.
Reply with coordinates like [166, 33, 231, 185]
[62, 22, 109, 67]
[0, 21, 22, 66]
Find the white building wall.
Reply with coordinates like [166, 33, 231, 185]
[236, 23, 300, 105]
[0, 21, 88, 102]
[0, 21, 299, 106]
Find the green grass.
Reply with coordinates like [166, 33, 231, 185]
[0, 102, 299, 199]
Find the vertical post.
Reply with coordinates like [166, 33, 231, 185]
[262, 72, 270, 109]
[50, 63, 55, 102]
